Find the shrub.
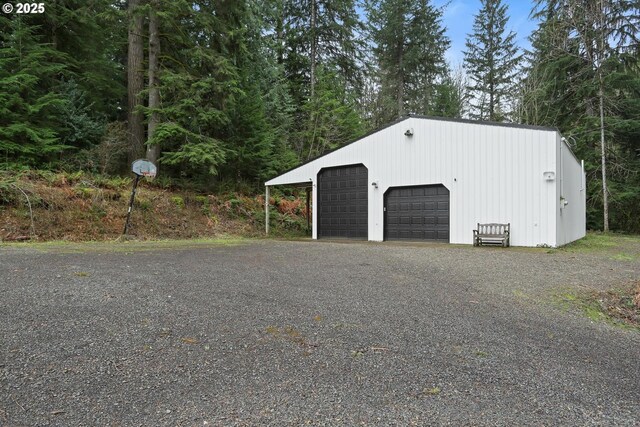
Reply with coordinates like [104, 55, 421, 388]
[171, 196, 185, 209]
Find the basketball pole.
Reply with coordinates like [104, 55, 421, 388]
[123, 173, 142, 236]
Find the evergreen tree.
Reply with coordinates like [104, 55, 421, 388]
[366, 0, 450, 125]
[57, 79, 106, 150]
[0, 15, 70, 167]
[221, 0, 297, 183]
[146, 0, 161, 166]
[127, 0, 145, 162]
[431, 66, 467, 118]
[30, 0, 125, 118]
[297, 66, 364, 160]
[521, 1, 640, 232]
[145, 0, 241, 179]
[280, 0, 367, 161]
[463, 0, 520, 121]
[404, 0, 450, 115]
[0, 2, 123, 168]
[284, 0, 365, 103]
[1, 0, 638, 233]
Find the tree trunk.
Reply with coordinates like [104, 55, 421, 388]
[597, 0, 609, 232]
[310, 0, 317, 98]
[146, 0, 160, 167]
[598, 78, 609, 232]
[397, 39, 404, 117]
[127, 0, 145, 163]
[489, 82, 494, 121]
[51, 0, 58, 50]
[275, 0, 284, 64]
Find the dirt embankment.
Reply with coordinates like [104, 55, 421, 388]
[0, 171, 309, 242]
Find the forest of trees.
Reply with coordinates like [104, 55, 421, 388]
[0, 0, 638, 232]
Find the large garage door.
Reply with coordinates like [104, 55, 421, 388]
[384, 184, 449, 242]
[317, 164, 368, 239]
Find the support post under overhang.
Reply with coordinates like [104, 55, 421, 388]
[265, 185, 270, 235]
[306, 186, 311, 234]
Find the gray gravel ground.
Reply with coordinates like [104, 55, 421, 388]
[1, 239, 639, 426]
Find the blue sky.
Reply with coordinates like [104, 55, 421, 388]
[432, 0, 540, 66]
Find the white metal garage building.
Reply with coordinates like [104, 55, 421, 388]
[265, 115, 586, 247]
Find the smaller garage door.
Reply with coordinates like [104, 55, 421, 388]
[384, 184, 449, 242]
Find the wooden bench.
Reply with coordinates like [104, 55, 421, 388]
[473, 223, 510, 247]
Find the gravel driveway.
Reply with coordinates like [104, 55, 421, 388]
[1, 239, 639, 426]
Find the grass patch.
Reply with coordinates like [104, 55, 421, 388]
[612, 253, 634, 261]
[0, 236, 249, 253]
[555, 232, 640, 261]
[553, 282, 640, 331]
[562, 232, 621, 251]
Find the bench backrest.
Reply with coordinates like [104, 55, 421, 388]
[477, 223, 510, 235]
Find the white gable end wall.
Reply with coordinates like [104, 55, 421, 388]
[267, 117, 564, 247]
[556, 135, 587, 246]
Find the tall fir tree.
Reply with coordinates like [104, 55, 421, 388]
[284, 0, 365, 104]
[281, 0, 367, 160]
[127, 0, 145, 162]
[463, 0, 520, 121]
[144, 0, 241, 180]
[0, 15, 69, 167]
[299, 66, 364, 160]
[521, 0, 640, 232]
[221, 0, 298, 184]
[366, 0, 450, 125]
[0, 1, 123, 168]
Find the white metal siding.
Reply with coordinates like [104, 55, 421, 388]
[556, 136, 587, 246]
[267, 117, 581, 247]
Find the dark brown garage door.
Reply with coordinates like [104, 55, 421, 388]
[317, 164, 368, 239]
[384, 184, 449, 242]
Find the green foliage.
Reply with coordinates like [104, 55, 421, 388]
[0, 0, 123, 170]
[27, 0, 126, 118]
[297, 67, 364, 160]
[0, 172, 18, 205]
[222, 76, 282, 183]
[284, 0, 366, 103]
[57, 79, 105, 149]
[154, 123, 227, 176]
[170, 196, 185, 209]
[464, 0, 521, 121]
[431, 67, 467, 118]
[553, 286, 640, 331]
[2, 0, 639, 234]
[64, 122, 129, 176]
[0, 16, 70, 166]
[366, 0, 450, 125]
[520, 0, 640, 232]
